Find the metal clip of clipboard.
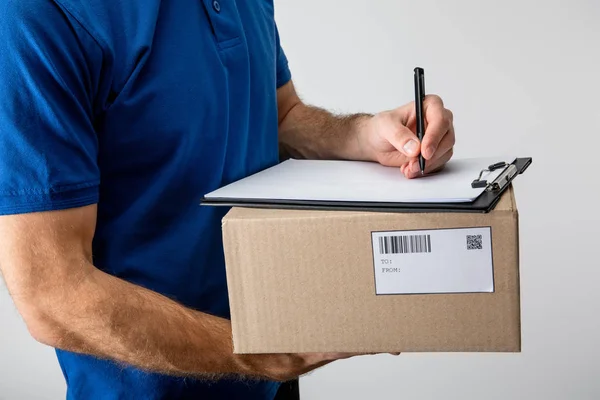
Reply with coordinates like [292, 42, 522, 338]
[485, 163, 518, 192]
[471, 160, 518, 192]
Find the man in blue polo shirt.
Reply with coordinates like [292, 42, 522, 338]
[0, 0, 455, 399]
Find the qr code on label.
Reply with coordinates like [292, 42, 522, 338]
[467, 235, 483, 250]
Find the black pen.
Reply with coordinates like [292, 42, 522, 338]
[414, 67, 426, 175]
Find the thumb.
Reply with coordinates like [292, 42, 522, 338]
[385, 124, 421, 158]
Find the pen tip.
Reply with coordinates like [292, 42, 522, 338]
[420, 170, 425, 176]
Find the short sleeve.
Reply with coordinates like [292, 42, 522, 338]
[274, 23, 292, 88]
[0, 0, 101, 215]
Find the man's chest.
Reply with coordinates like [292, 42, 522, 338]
[87, 0, 280, 182]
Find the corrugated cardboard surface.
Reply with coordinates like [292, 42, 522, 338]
[222, 187, 520, 353]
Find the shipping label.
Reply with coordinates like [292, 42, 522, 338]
[371, 227, 494, 295]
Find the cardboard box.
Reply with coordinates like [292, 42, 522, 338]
[222, 186, 521, 353]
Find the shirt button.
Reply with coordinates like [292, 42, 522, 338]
[212, 0, 221, 13]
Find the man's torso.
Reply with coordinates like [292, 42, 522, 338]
[46, 0, 288, 398]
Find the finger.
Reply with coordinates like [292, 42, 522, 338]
[401, 159, 414, 177]
[378, 151, 409, 168]
[305, 352, 359, 363]
[405, 147, 453, 179]
[405, 159, 421, 178]
[295, 359, 336, 379]
[402, 160, 415, 178]
[298, 352, 369, 377]
[424, 147, 453, 174]
[422, 107, 452, 159]
[428, 123, 455, 164]
[401, 161, 410, 176]
[422, 98, 452, 160]
[427, 147, 453, 173]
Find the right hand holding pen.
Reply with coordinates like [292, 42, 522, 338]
[360, 94, 455, 179]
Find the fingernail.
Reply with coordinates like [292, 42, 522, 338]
[403, 140, 418, 155]
[412, 161, 420, 173]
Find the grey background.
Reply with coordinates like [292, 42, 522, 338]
[1, 0, 599, 399]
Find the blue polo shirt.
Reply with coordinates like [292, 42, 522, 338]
[0, 0, 291, 398]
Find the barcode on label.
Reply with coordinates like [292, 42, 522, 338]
[378, 234, 432, 254]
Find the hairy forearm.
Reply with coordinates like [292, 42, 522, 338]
[278, 103, 373, 160]
[27, 264, 239, 378]
[1, 203, 335, 384]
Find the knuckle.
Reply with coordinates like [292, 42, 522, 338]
[427, 94, 443, 106]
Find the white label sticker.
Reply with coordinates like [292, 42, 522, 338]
[371, 227, 493, 295]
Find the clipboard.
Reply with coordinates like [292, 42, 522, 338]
[200, 157, 532, 213]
